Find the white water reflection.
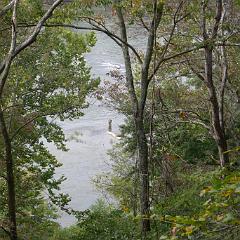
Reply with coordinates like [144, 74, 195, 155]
[50, 104, 123, 226]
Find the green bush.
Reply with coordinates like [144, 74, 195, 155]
[51, 200, 140, 240]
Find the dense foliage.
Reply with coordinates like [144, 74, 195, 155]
[0, 0, 240, 239]
[0, 0, 98, 239]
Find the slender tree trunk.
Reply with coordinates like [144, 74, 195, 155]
[113, 1, 164, 237]
[114, 2, 151, 236]
[201, 0, 229, 167]
[0, 2, 63, 239]
[0, 108, 17, 240]
[135, 115, 150, 235]
[204, 46, 229, 167]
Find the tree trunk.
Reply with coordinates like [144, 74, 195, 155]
[0, 2, 64, 239]
[113, 2, 151, 236]
[135, 116, 150, 235]
[204, 46, 229, 167]
[201, 0, 229, 167]
[0, 109, 17, 240]
[113, 1, 164, 237]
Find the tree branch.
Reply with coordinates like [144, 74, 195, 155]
[219, 0, 227, 129]
[0, 0, 18, 97]
[212, 0, 223, 39]
[0, 226, 11, 237]
[0, 0, 64, 75]
[139, 0, 164, 114]
[17, 22, 143, 64]
[0, 0, 14, 18]
[149, 44, 204, 81]
[113, 0, 139, 115]
[14, 0, 64, 56]
[177, 120, 211, 130]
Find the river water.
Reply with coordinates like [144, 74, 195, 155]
[47, 18, 147, 227]
[47, 27, 125, 227]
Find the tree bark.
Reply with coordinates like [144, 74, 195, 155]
[113, 1, 164, 237]
[114, 2, 151, 235]
[115, 7, 151, 234]
[0, 108, 17, 240]
[202, 0, 229, 166]
[135, 115, 150, 235]
[204, 46, 229, 166]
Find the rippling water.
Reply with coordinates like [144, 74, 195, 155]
[47, 17, 147, 226]
[47, 28, 125, 226]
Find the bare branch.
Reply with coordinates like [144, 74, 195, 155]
[221, 42, 240, 47]
[15, 22, 143, 64]
[149, 44, 204, 81]
[148, 1, 192, 82]
[155, 3, 183, 67]
[142, 1, 164, 75]
[139, 17, 150, 32]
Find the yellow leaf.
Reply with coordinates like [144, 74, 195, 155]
[185, 226, 193, 235]
[200, 186, 212, 196]
[122, 206, 129, 213]
[216, 214, 224, 221]
[222, 190, 233, 197]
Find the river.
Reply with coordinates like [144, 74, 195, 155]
[47, 26, 125, 227]
[47, 18, 147, 227]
